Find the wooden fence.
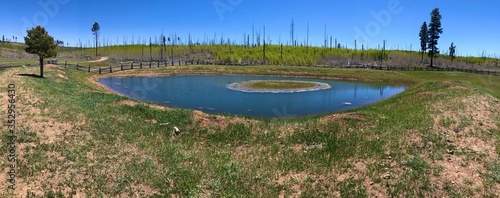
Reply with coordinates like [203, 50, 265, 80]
[62, 59, 192, 74]
[2, 60, 499, 77]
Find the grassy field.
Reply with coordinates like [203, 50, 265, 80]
[244, 81, 317, 90]
[3, 41, 499, 69]
[0, 64, 499, 197]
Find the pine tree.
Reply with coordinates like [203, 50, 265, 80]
[419, 21, 428, 62]
[428, 8, 443, 67]
[24, 26, 57, 78]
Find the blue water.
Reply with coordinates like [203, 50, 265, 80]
[99, 75, 405, 118]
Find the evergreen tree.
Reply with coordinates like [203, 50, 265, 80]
[428, 8, 443, 67]
[24, 26, 57, 78]
[419, 21, 428, 62]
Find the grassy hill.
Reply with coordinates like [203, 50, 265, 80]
[2, 42, 499, 70]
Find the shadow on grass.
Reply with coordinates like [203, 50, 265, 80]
[18, 74, 43, 78]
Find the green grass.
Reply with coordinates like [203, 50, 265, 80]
[240, 80, 318, 91]
[4, 41, 498, 69]
[0, 64, 499, 197]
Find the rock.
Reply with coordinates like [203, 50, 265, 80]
[382, 174, 391, 180]
[453, 128, 460, 133]
[173, 126, 180, 135]
[447, 139, 453, 143]
[447, 150, 454, 155]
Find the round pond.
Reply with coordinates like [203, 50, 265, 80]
[99, 75, 406, 118]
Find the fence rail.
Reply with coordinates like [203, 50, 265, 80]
[2, 60, 499, 77]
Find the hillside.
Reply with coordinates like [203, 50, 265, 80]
[2, 42, 498, 70]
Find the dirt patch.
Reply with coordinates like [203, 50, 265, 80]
[116, 100, 139, 106]
[0, 67, 88, 197]
[277, 123, 303, 138]
[115, 99, 169, 110]
[319, 112, 365, 125]
[417, 91, 441, 98]
[57, 73, 68, 80]
[88, 56, 109, 63]
[335, 159, 388, 197]
[433, 94, 499, 135]
[276, 172, 308, 197]
[439, 81, 454, 86]
[449, 86, 468, 90]
[192, 110, 256, 130]
[432, 155, 485, 190]
[429, 92, 500, 193]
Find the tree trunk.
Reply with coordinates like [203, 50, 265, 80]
[39, 55, 44, 78]
[430, 45, 434, 67]
[95, 34, 98, 56]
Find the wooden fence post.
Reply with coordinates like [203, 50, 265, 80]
[140, 62, 143, 69]
[131, 62, 134, 69]
[65, 61, 67, 68]
[179, 60, 181, 66]
[149, 61, 152, 68]
[121, 64, 123, 71]
[88, 66, 90, 73]
[99, 67, 101, 74]
[77, 64, 79, 70]
[110, 66, 112, 73]
[158, 61, 160, 67]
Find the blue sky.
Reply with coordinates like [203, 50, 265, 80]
[1, 0, 499, 57]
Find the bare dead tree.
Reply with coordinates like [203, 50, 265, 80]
[290, 18, 294, 46]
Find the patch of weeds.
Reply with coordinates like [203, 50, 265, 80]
[301, 175, 335, 197]
[207, 123, 252, 145]
[443, 182, 458, 197]
[17, 127, 39, 143]
[208, 152, 251, 197]
[433, 165, 444, 176]
[288, 123, 358, 161]
[398, 157, 431, 195]
[125, 157, 158, 183]
[254, 129, 278, 145]
[421, 133, 448, 160]
[439, 116, 456, 128]
[464, 178, 474, 186]
[405, 157, 429, 176]
[17, 147, 50, 178]
[278, 148, 308, 171]
[339, 178, 367, 198]
[486, 160, 500, 183]
[43, 190, 65, 198]
[457, 115, 473, 129]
